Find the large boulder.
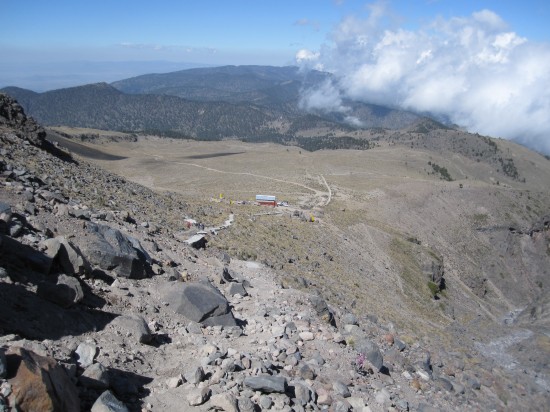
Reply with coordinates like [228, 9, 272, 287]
[5, 346, 80, 412]
[37, 274, 84, 308]
[163, 281, 237, 327]
[355, 339, 384, 372]
[42, 236, 91, 275]
[75, 223, 152, 279]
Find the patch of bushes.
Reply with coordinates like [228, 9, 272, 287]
[499, 157, 519, 180]
[428, 161, 453, 181]
[427, 281, 440, 298]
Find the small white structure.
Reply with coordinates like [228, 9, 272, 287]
[256, 195, 276, 206]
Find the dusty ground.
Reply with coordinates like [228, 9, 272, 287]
[59, 134, 550, 325]
[35, 130, 550, 410]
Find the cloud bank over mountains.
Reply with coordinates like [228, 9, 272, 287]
[297, 6, 550, 154]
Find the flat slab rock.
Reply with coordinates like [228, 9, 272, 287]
[162, 280, 237, 327]
[243, 375, 288, 393]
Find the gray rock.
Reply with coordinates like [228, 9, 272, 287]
[110, 314, 152, 344]
[43, 236, 90, 275]
[285, 322, 297, 334]
[187, 387, 210, 406]
[355, 339, 384, 372]
[396, 399, 409, 411]
[463, 374, 481, 390]
[38, 190, 67, 204]
[186, 234, 207, 249]
[76, 222, 152, 279]
[185, 366, 205, 385]
[452, 381, 465, 394]
[375, 388, 391, 405]
[292, 382, 311, 405]
[394, 337, 407, 351]
[202, 312, 238, 327]
[333, 381, 351, 398]
[347, 397, 365, 410]
[436, 376, 453, 391]
[23, 190, 34, 202]
[57, 273, 83, 299]
[75, 341, 98, 368]
[259, 395, 273, 409]
[70, 209, 91, 220]
[310, 295, 335, 325]
[186, 321, 202, 334]
[421, 351, 432, 374]
[80, 363, 110, 389]
[311, 351, 325, 366]
[46, 274, 84, 307]
[334, 400, 351, 412]
[237, 397, 256, 412]
[24, 202, 36, 216]
[37, 277, 83, 309]
[163, 281, 237, 327]
[342, 313, 358, 326]
[244, 375, 287, 393]
[298, 363, 316, 380]
[228, 282, 247, 297]
[316, 387, 332, 405]
[91, 390, 129, 412]
[210, 392, 239, 412]
[286, 353, 299, 367]
[165, 376, 182, 388]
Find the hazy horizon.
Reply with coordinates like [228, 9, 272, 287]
[2, 0, 549, 153]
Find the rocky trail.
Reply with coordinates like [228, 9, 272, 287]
[1, 93, 549, 411]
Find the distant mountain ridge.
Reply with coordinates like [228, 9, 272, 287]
[1, 65, 424, 142]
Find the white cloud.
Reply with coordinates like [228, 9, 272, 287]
[299, 79, 347, 113]
[296, 5, 550, 153]
[295, 49, 324, 71]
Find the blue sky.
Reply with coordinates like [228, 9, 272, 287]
[1, 0, 549, 152]
[1, 0, 548, 85]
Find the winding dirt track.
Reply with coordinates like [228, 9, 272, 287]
[140, 152, 332, 208]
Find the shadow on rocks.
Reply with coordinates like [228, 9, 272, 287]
[80, 368, 153, 412]
[42, 139, 78, 165]
[234, 316, 248, 330]
[149, 333, 172, 348]
[109, 368, 153, 411]
[0, 282, 116, 340]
